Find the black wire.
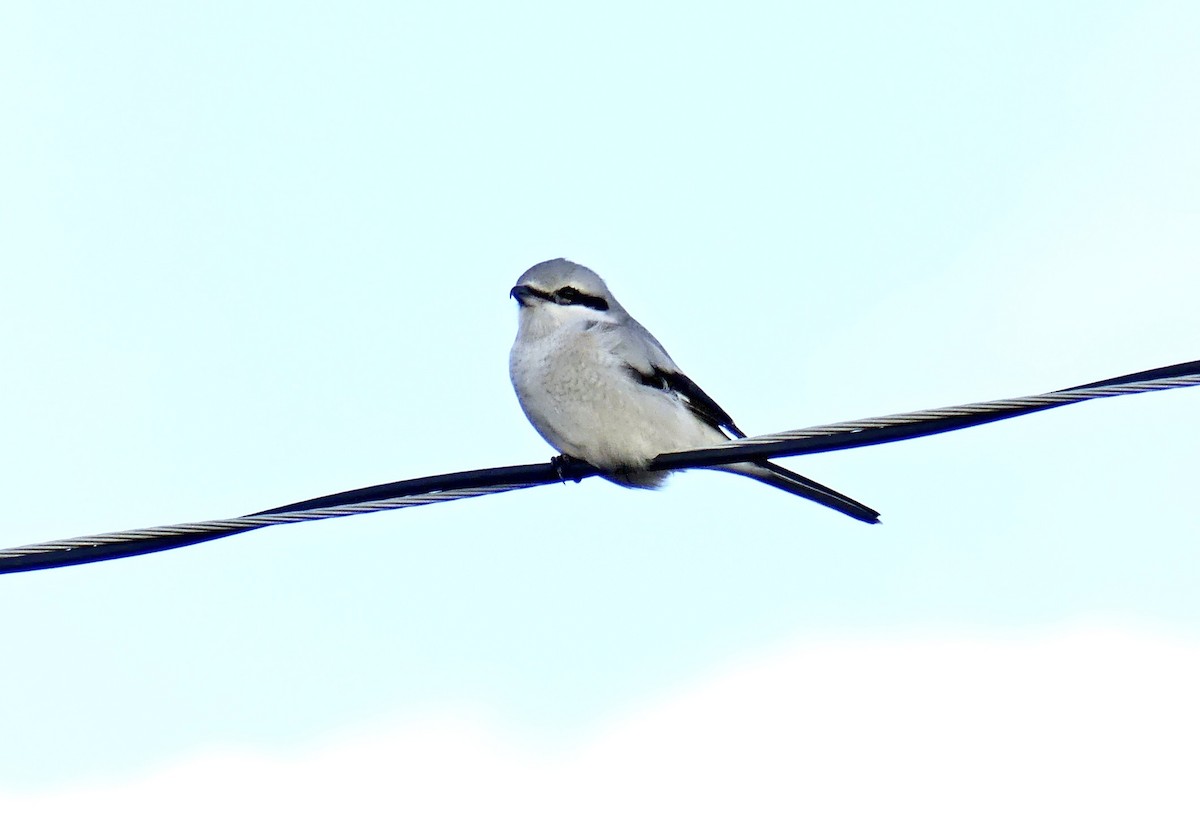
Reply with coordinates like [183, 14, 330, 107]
[1, 529, 260, 575]
[0, 464, 587, 575]
[3, 358, 1197, 575]
[249, 462, 587, 514]
[654, 359, 1200, 472]
[1058, 359, 1200, 391]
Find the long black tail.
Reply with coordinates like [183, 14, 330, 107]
[729, 460, 881, 524]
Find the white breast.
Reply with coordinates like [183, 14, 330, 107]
[509, 320, 725, 476]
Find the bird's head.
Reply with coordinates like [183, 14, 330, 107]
[509, 259, 625, 332]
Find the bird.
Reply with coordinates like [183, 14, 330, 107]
[507, 258, 880, 524]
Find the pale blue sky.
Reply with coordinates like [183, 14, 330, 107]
[1, 0, 1198, 812]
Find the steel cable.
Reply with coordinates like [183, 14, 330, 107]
[2, 359, 1197, 574]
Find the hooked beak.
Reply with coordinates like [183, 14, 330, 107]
[510, 284, 538, 306]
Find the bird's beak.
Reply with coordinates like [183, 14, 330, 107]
[510, 285, 537, 306]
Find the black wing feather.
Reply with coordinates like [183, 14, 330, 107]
[625, 364, 747, 438]
[623, 363, 880, 523]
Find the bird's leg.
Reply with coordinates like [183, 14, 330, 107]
[550, 454, 583, 484]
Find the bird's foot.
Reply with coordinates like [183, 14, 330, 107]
[550, 454, 583, 484]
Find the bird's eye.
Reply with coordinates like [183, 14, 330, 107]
[552, 285, 609, 311]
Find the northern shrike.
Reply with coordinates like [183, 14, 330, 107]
[508, 258, 880, 523]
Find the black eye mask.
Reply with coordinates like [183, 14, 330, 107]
[553, 285, 610, 312]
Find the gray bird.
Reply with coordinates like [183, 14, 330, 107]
[508, 258, 879, 523]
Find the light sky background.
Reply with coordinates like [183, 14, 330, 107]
[1, 1, 1198, 823]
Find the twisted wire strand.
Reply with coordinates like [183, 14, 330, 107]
[0, 485, 529, 557]
[742, 377, 1195, 446]
[3, 361, 1197, 574]
[648, 372, 1199, 472]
